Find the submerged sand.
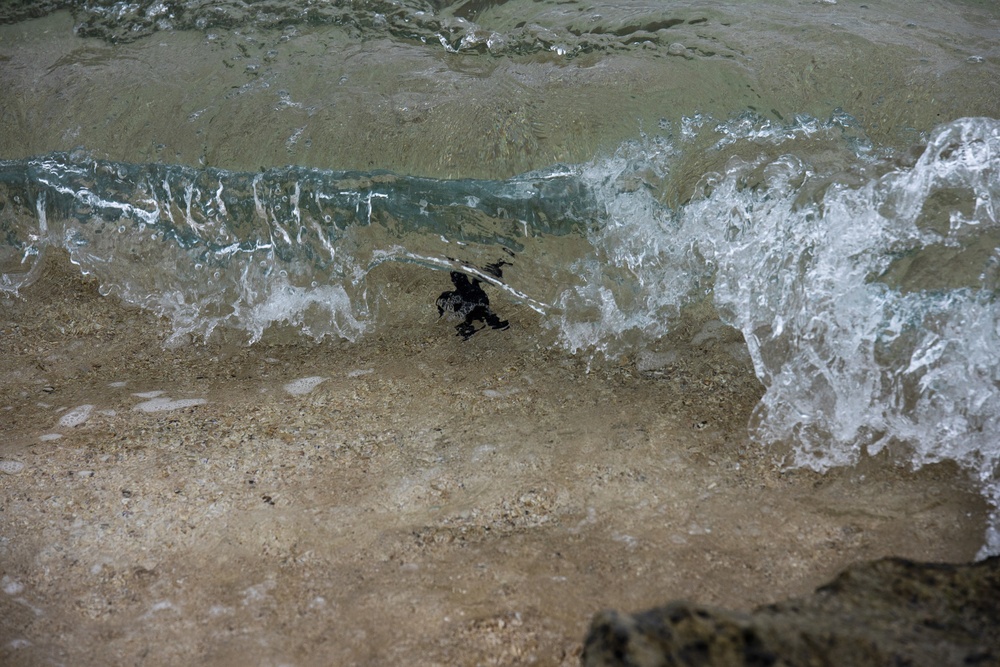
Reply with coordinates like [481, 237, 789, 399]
[0, 256, 987, 665]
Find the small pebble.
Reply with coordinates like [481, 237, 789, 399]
[667, 43, 692, 59]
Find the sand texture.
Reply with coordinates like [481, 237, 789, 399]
[0, 257, 988, 665]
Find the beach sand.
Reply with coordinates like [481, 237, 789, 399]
[0, 254, 987, 665]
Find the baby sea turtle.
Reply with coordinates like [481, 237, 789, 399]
[436, 271, 509, 340]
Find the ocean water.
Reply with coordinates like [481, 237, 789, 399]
[2, 1, 1000, 556]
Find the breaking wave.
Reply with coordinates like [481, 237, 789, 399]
[2, 114, 999, 555]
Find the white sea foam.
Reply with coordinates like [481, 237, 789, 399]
[567, 116, 1000, 556]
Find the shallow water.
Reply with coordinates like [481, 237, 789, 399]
[2, 4, 1000, 664]
[2, 1, 1000, 553]
[5, 113, 1000, 556]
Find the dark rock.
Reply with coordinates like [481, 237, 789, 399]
[582, 556, 1000, 667]
[436, 271, 509, 340]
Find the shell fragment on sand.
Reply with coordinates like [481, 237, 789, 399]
[132, 397, 207, 413]
[58, 404, 94, 427]
[0, 460, 26, 475]
[283, 376, 327, 395]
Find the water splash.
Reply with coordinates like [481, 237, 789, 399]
[566, 116, 1000, 556]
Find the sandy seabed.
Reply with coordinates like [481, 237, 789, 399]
[0, 256, 987, 666]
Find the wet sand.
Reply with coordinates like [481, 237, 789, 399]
[0, 256, 987, 665]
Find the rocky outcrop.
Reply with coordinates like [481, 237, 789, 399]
[583, 557, 1000, 667]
